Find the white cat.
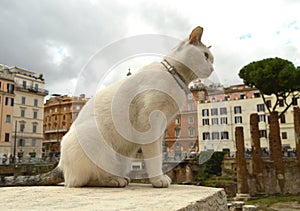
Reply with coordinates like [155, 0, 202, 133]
[0, 26, 214, 188]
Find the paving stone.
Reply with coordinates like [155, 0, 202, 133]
[0, 184, 227, 211]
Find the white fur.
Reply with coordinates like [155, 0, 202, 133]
[57, 27, 214, 188]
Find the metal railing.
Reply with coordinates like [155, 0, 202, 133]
[15, 84, 49, 95]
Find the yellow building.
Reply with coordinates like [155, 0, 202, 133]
[0, 67, 15, 160]
[0, 64, 48, 162]
[198, 84, 298, 156]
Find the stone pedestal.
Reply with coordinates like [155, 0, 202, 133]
[234, 193, 250, 201]
[242, 205, 257, 211]
[0, 184, 228, 210]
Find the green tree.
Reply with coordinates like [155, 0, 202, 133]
[239, 57, 300, 193]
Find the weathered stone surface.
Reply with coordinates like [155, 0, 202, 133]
[235, 127, 249, 194]
[242, 205, 257, 211]
[294, 107, 300, 170]
[250, 113, 264, 193]
[0, 184, 227, 211]
[269, 111, 285, 192]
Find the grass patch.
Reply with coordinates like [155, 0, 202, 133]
[203, 178, 236, 186]
[246, 195, 300, 209]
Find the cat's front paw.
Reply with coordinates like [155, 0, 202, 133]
[149, 175, 171, 188]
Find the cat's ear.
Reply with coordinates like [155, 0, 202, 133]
[189, 26, 203, 45]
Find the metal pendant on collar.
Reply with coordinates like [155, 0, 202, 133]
[161, 60, 191, 95]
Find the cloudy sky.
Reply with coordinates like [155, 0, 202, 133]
[1, 0, 299, 97]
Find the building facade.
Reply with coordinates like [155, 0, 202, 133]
[0, 64, 48, 161]
[43, 94, 89, 160]
[0, 68, 15, 159]
[164, 80, 202, 161]
[197, 84, 298, 156]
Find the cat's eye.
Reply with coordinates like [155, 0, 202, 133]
[204, 52, 209, 60]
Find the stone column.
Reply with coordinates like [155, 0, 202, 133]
[269, 111, 284, 193]
[235, 127, 249, 196]
[250, 113, 264, 193]
[294, 107, 300, 169]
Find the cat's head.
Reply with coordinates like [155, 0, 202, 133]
[166, 26, 214, 80]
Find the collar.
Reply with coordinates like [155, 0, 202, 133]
[161, 59, 191, 95]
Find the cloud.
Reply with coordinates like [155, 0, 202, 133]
[0, 0, 299, 96]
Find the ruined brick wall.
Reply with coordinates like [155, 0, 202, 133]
[224, 159, 300, 196]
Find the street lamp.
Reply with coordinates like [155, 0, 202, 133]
[13, 121, 17, 163]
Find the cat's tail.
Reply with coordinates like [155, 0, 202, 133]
[0, 166, 64, 186]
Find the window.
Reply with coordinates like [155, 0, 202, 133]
[21, 109, 25, 117]
[175, 118, 180, 125]
[6, 115, 11, 123]
[257, 104, 265, 112]
[221, 131, 229, 140]
[202, 119, 209, 126]
[211, 108, 218, 116]
[254, 92, 260, 98]
[18, 139, 25, 147]
[292, 97, 298, 106]
[63, 115, 66, 120]
[22, 80, 27, 88]
[63, 106, 67, 111]
[7, 83, 14, 94]
[32, 139, 36, 147]
[212, 132, 219, 140]
[235, 116, 242, 124]
[188, 116, 194, 124]
[188, 93, 193, 100]
[34, 99, 38, 107]
[188, 127, 195, 137]
[22, 96, 26, 105]
[5, 97, 14, 106]
[279, 99, 284, 107]
[188, 103, 194, 111]
[34, 84, 39, 91]
[259, 130, 267, 138]
[220, 107, 227, 115]
[266, 100, 272, 108]
[282, 132, 287, 139]
[5, 133, 10, 142]
[280, 114, 286, 124]
[212, 118, 218, 125]
[258, 114, 266, 122]
[20, 124, 25, 132]
[33, 111, 38, 119]
[33, 125, 37, 133]
[220, 117, 227, 124]
[76, 105, 80, 110]
[175, 127, 180, 138]
[234, 106, 242, 114]
[202, 109, 209, 117]
[203, 132, 210, 140]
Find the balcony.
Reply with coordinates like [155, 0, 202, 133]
[15, 84, 49, 96]
[44, 129, 68, 133]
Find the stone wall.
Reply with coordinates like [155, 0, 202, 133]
[0, 163, 56, 176]
[223, 158, 300, 196]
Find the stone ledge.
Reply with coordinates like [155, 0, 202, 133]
[0, 184, 227, 211]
